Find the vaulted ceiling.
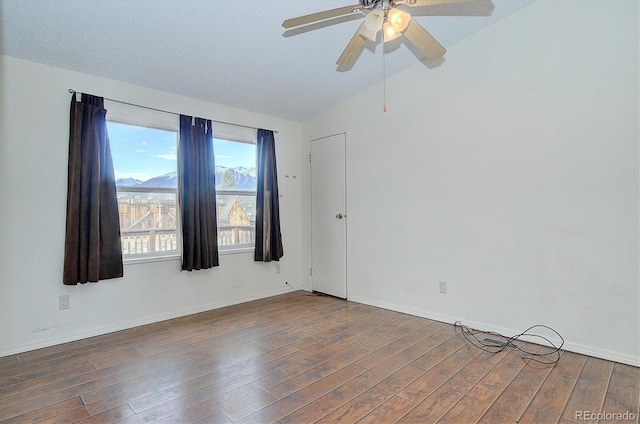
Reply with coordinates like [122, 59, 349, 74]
[0, 0, 535, 122]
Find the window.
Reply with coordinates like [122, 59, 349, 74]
[107, 103, 257, 259]
[214, 137, 257, 250]
[108, 121, 180, 259]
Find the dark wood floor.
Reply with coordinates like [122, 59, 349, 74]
[0, 292, 638, 424]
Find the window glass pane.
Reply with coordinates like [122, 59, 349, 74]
[118, 191, 178, 255]
[217, 194, 256, 247]
[109, 122, 177, 188]
[108, 120, 179, 257]
[214, 138, 256, 191]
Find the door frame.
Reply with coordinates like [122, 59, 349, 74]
[308, 132, 348, 299]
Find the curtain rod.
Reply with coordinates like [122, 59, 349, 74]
[68, 89, 278, 134]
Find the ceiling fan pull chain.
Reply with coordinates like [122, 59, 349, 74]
[383, 35, 387, 112]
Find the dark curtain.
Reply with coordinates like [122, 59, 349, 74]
[254, 129, 284, 262]
[63, 93, 123, 285]
[178, 115, 219, 271]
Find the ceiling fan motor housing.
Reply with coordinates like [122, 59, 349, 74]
[360, 0, 382, 8]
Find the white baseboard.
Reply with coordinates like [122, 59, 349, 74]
[348, 295, 640, 367]
[0, 288, 289, 358]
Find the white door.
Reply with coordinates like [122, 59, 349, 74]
[310, 133, 347, 298]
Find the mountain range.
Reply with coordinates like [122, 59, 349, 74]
[117, 166, 257, 190]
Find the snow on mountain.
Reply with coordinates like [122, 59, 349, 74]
[116, 177, 143, 186]
[140, 171, 177, 188]
[215, 166, 257, 190]
[117, 167, 256, 190]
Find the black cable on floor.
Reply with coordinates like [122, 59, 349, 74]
[454, 321, 564, 365]
[284, 281, 327, 296]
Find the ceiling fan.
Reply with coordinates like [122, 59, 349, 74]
[283, 0, 481, 68]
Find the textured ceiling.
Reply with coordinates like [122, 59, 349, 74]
[0, 0, 535, 122]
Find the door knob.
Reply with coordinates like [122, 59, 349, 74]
[336, 213, 344, 219]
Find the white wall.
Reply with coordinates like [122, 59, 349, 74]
[302, 0, 639, 365]
[0, 56, 304, 356]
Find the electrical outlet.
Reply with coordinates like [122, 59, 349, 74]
[59, 295, 70, 310]
[439, 281, 447, 294]
[275, 263, 281, 274]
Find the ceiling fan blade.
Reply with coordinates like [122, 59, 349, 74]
[336, 22, 368, 67]
[402, 17, 446, 60]
[283, 4, 362, 29]
[402, 0, 481, 6]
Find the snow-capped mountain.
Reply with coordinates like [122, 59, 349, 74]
[140, 172, 177, 188]
[116, 167, 256, 190]
[115, 177, 143, 186]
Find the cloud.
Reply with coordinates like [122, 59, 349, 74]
[134, 149, 147, 153]
[152, 153, 177, 161]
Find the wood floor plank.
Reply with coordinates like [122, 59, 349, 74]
[0, 345, 197, 414]
[0, 355, 18, 368]
[477, 358, 554, 423]
[74, 404, 136, 424]
[219, 389, 279, 421]
[265, 346, 371, 398]
[0, 355, 200, 421]
[354, 324, 438, 370]
[409, 329, 465, 371]
[395, 348, 497, 423]
[135, 382, 265, 423]
[599, 362, 640, 423]
[249, 312, 352, 347]
[474, 346, 538, 394]
[518, 386, 575, 424]
[254, 342, 368, 391]
[397, 372, 479, 423]
[82, 354, 255, 415]
[357, 319, 437, 352]
[0, 355, 97, 391]
[539, 350, 588, 393]
[235, 364, 367, 424]
[0, 360, 98, 400]
[0, 396, 84, 424]
[248, 348, 317, 379]
[277, 345, 436, 424]
[92, 347, 145, 370]
[397, 343, 484, 404]
[286, 318, 383, 352]
[314, 364, 424, 423]
[438, 386, 499, 423]
[132, 340, 195, 358]
[35, 404, 91, 424]
[0, 293, 634, 424]
[561, 356, 614, 421]
[127, 365, 257, 414]
[301, 316, 430, 357]
[355, 395, 416, 424]
[113, 413, 145, 424]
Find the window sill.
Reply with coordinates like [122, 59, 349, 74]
[123, 247, 254, 265]
[219, 246, 255, 255]
[124, 254, 181, 265]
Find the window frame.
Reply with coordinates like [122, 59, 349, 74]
[106, 102, 182, 264]
[106, 101, 259, 261]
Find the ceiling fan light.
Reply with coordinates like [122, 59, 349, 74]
[383, 22, 400, 42]
[388, 8, 410, 33]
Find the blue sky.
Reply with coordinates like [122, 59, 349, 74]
[108, 122, 255, 182]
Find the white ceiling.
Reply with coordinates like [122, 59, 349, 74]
[0, 0, 535, 122]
